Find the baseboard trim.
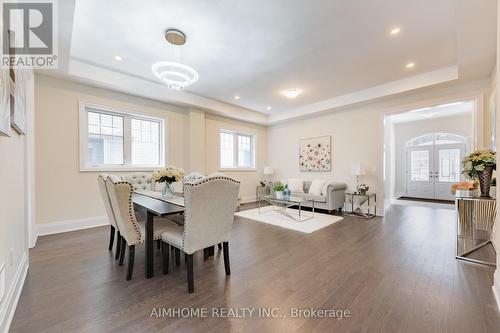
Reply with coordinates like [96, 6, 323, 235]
[0, 253, 28, 333]
[493, 270, 500, 313]
[36, 216, 109, 238]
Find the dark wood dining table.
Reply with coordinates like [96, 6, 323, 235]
[132, 192, 185, 278]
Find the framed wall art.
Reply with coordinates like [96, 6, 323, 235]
[11, 69, 27, 135]
[0, 68, 10, 136]
[299, 135, 332, 171]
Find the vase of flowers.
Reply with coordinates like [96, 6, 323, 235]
[462, 150, 496, 197]
[153, 166, 185, 198]
[357, 184, 369, 196]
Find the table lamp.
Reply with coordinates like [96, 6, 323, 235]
[263, 166, 274, 186]
[350, 164, 366, 191]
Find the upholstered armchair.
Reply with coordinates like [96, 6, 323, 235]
[105, 176, 182, 280]
[97, 174, 122, 259]
[160, 175, 240, 293]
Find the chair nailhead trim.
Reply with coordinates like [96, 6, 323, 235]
[181, 176, 240, 249]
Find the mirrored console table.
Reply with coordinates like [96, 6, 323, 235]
[456, 197, 496, 267]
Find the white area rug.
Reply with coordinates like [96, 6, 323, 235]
[235, 207, 343, 233]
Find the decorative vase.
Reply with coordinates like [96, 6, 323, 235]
[478, 166, 494, 197]
[161, 182, 175, 198]
[275, 191, 284, 199]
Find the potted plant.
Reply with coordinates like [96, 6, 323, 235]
[153, 165, 185, 198]
[462, 150, 496, 197]
[274, 182, 285, 199]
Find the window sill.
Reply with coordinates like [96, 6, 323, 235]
[80, 166, 163, 172]
[218, 168, 258, 172]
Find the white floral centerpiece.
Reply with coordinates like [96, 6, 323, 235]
[357, 184, 369, 196]
[153, 165, 185, 198]
[462, 150, 496, 197]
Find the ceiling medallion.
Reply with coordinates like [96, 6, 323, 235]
[152, 61, 199, 91]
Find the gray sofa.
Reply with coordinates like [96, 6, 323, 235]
[281, 180, 347, 213]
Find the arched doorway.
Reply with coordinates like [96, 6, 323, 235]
[406, 133, 467, 200]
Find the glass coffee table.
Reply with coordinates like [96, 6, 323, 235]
[258, 194, 315, 222]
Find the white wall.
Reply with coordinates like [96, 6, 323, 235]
[268, 108, 382, 200]
[205, 113, 268, 203]
[34, 75, 267, 233]
[392, 113, 473, 197]
[0, 71, 34, 332]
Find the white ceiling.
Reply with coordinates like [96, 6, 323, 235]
[389, 100, 474, 123]
[50, 0, 497, 124]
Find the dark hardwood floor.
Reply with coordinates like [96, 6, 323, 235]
[10, 203, 500, 332]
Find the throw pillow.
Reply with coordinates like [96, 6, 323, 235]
[287, 178, 304, 193]
[309, 179, 326, 195]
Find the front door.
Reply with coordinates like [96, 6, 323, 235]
[407, 147, 434, 199]
[434, 145, 465, 200]
[406, 144, 465, 200]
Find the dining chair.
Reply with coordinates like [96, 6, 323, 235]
[160, 175, 240, 293]
[105, 175, 181, 280]
[97, 174, 121, 259]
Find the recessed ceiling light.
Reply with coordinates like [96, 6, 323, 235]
[114, 55, 122, 61]
[282, 88, 302, 99]
[152, 61, 199, 91]
[234, 95, 240, 100]
[406, 62, 415, 69]
[390, 27, 401, 35]
[266, 106, 272, 111]
[437, 101, 463, 108]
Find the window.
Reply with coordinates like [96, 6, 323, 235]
[220, 130, 255, 169]
[80, 103, 165, 171]
[410, 150, 430, 182]
[406, 133, 467, 147]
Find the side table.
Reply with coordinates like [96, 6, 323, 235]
[344, 192, 376, 219]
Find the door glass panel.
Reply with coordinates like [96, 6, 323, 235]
[410, 150, 430, 181]
[438, 148, 461, 182]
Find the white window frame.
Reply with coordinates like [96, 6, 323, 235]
[219, 129, 256, 171]
[79, 101, 166, 171]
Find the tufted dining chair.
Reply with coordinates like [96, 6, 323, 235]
[98, 174, 125, 261]
[160, 175, 240, 293]
[105, 175, 180, 280]
[122, 172, 154, 191]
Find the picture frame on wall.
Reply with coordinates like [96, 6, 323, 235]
[11, 69, 27, 135]
[489, 86, 496, 152]
[299, 135, 332, 171]
[0, 68, 11, 136]
[8, 30, 15, 83]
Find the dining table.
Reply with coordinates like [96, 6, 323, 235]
[132, 190, 185, 279]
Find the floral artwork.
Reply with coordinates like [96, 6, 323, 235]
[299, 136, 331, 171]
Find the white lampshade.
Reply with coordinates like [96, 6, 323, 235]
[263, 166, 274, 175]
[350, 165, 366, 176]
